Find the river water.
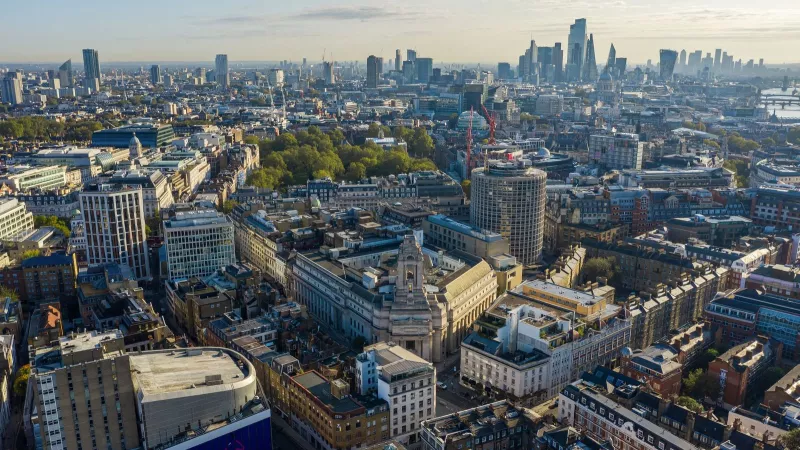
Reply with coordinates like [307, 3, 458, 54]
[760, 87, 800, 119]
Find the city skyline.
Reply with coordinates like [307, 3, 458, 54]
[1, 0, 799, 65]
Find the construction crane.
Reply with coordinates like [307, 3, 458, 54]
[481, 105, 497, 145]
[465, 107, 474, 179]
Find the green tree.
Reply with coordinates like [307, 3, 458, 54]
[367, 123, 383, 138]
[789, 127, 800, 146]
[703, 139, 720, 149]
[762, 137, 776, 147]
[778, 428, 800, 450]
[392, 126, 415, 143]
[272, 133, 298, 151]
[243, 135, 260, 145]
[13, 364, 31, 397]
[247, 167, 284, 189]
[675, 396, 704, 413]
[21, 250, 42, 260]
[461, 180, 471, 200]
[723, 159, 749, 188]
[727, 135, 759, 153]
[695, 348, 720, 370]
[409, 127, 434, 158]
[582, 257, 616, 283]
[520, 112, 535, 122]
[0, 286, 18, 302]
[684, 368, 721, 400]
[34, 215, 71, 237]
[409, 158, 437, 172]
[220, 200, 240, 215]
[345, 162, 367, 181]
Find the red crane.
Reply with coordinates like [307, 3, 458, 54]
[481, 105, 496, 145]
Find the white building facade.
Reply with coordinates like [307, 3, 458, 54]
[163, 208, 235, 281]
[80, 185, 151, 280]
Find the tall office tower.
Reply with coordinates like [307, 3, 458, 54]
[58, 59, 73, 87]
[688, 50, 702, 70]
[82, 48, 100, 80]
[538, 47, 553, 81]
[416, 57, 433, 83]
[759, 58, 765, 69]
[702, 53, 714, 70]
[149, 64, 162, 85]
[567, 18, 587, 81]
[518, 54, 529, 79]
[1, 72, 23, 106]
[215, 54, 229, 88]
[582, 34, 598, 81]
[615, 57, 627, 77]
[659, 49, 678, 81]
[323, 61, 335, 84]
[679, 50, 687, 69]
[163, 205, 236, 281]
[366, 55, 383, 88]
[553, 42, 564, 82]
[46, 69, 56, 81]
[470, 160, 547, 265]
[194, 67, 207, 82]
[80, 185, 150, 280]
[402, 60, 415, 83]
[497, 62, 512, 80]
[395, 49, 402, 71]
[606, 43, 616, 73]
[528, 39, 538, 78]
[714, 48, 722, 69]
[407, 49, 417, 62]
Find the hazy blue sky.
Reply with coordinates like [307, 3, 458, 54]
[2, 0, 799, 65]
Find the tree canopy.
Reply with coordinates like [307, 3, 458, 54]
[675, 396, 704, 413]
[778, 428, 800, 450]
[723, 159, 749, 188]
[13, 364, 31, 397]
[34, 215, 71, 237]
[683, 368, 721, 400]
[249, 126, 438, 190]
[0, 117, 102, 142]
[582, 257, 618, 284]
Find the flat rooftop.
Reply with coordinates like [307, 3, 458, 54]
[131, 348, 246, 396]
[59, 329, 122, 355]
[293, 371, 362, 413]
[518, 279, 604, 306]
[426, 214, 503, 242]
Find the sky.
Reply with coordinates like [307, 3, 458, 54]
[2, 0, 800, 66]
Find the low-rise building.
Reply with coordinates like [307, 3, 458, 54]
[708, 336, 782, 408]
[465, 280, 631, 399]
[705, 289, 800, 361]
[420, 401, 533, 450]
[0, 198, 34, 240]
[165, 277, 234, 339]
[558, 369, 739, 450]
[355, 342, 437, 446]
[666, 215, 752, 248]
[289, 370, 391, 450]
